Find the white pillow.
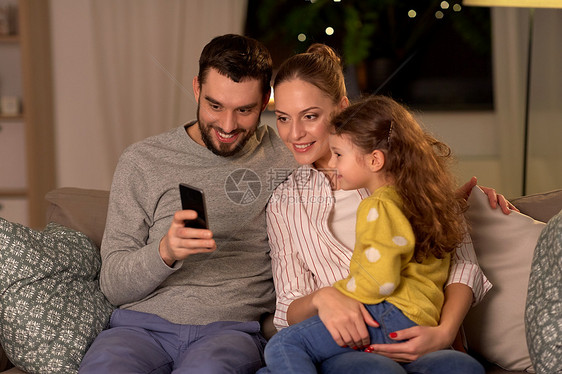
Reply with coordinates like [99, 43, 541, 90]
[463, 186, 545, 372]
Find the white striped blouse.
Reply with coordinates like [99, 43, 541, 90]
[266, 165, 492, 330]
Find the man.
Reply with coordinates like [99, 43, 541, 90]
[79, 34, 296, 373]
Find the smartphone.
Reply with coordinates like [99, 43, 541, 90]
[179, 183, 208, 229]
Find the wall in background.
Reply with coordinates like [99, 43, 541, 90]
[50, 0, 248, 190]
[50, 0, 109, 189]
[525, 9, 562, 195]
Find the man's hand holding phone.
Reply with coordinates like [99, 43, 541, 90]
[158, 184, 215, 267]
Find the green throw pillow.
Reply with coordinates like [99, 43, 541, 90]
[525, 211, 562, 374]
[0, 218, 115, 374]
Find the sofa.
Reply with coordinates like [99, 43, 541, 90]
[1, 186, 561, 374]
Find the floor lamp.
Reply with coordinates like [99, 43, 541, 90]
[463, 0, 562, 196]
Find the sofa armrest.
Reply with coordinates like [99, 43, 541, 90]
[511, 189, 562, 223]
[0, 344, 12, 372]
[45, 187, 110, 249]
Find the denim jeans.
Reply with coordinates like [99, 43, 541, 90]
[260, 301, 484, 374]
[319, 349, 485, 374]
[79, 309, 267, 374]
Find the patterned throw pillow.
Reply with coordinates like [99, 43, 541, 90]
[0, 218, 115, 374]
[525, 211, 562, 374]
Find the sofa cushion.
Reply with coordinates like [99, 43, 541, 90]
[525, 210, 562, 374]
[463, 186, 545, 372]
[0, 218, 115, 374]
[511, 189, 562, 224]
[45, 188, 110, 249]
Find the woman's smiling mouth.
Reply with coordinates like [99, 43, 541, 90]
[293, 142, 314, 152]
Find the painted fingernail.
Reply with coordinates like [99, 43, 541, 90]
[364, 347, 374, 353]
[352, 346, 358, 350]
[389, 332, 398, 338]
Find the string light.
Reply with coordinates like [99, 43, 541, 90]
[435, 10, 444, 19]
[408, 10, 417, 18]
[453, 3, 462, 11]
[441, 1, 450, 9]
[297, 33, 307, 42]
[325, 27, 334, 36]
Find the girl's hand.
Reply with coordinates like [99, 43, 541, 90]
[457, 176, 519, 215]
[313, 287, 379, 350]
[365, 324, 450, 362]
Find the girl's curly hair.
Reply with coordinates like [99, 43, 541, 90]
[331, 95, 467, 261]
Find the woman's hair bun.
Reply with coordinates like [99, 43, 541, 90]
[306, 43, 342, 67]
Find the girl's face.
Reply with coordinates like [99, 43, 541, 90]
[274, 79, 346, 169]
[328, 134, 375, 192]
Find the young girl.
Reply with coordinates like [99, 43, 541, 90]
[261, 95, 483, 373]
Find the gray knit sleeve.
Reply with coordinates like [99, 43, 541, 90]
[99, 149, 178, 306]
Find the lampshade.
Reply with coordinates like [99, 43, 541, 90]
[463, 0, 562, 8]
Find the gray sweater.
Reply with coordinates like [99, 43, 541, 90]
[100, 123, 296, 325]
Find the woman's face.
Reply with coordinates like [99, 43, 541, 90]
[274, 79, 345, 169]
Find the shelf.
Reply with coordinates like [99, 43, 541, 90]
[0, 35, 19, 43]
[0, 0, 56, 229]
[0, 188, 27, 197]
[0, 114, 24, 121]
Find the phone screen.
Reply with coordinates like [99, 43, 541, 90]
[179, 183, 208, 229]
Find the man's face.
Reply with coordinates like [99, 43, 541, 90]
[192, 68, 268, 157]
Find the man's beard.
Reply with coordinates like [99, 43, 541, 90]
[197, 104, 259, 157]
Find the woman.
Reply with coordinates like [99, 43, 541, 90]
[266, 44, 514, 373]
